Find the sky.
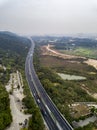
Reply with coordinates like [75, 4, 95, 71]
[0, 0, 97, 35]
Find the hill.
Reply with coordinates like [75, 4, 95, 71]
[0, 32, 31, 130]
[0, 31, 31, 55]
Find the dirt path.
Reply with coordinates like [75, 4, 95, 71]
[46, 44, 97, 70]
[46, 44, 86, 59]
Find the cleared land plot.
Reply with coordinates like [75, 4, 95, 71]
[70, 104, 90, 119]
[40, 55, 96, 75]
[58, 73, 86, 81]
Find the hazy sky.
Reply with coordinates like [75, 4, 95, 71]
[0, 0, 97, 35]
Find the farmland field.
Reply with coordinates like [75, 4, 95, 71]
[58, 47, 97, 59]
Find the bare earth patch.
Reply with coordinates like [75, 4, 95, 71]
[70, 103, 97, 128]
[84, 59, 97, 70]
[5, 71, 31, 130]
[41, 44, 86, 61]
[81, 84, 97, 100]
[69, 103, 90, 119]
[42, 44, 97, 71]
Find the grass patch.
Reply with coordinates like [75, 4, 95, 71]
[59, 47, 97, 59]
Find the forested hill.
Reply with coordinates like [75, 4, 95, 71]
[0, 32, 31, 130]
[0, 32, 45, 130]
[0, 31, 31, 56]
[0, 32, 30, 130]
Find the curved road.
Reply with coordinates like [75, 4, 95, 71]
[25, 38, 73, 130]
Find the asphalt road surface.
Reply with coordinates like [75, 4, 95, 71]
[25, 38, 73, 130]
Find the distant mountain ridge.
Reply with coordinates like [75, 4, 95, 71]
[0, 31, 18, 37]
[0, 31, 31, 55]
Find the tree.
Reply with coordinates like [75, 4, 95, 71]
[28, 108, 44, 130]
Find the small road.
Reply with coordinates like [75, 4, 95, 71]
[25, 38, 73, 130]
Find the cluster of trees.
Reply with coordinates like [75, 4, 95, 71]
[0, 83, 12, 130]
[28, 107, 44, 130]
[53, 37, 97, 50]
[33, 43, 97, 125]
[75, 123, 95, 130]
[0, 32, 44, 130]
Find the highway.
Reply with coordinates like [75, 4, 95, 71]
[25, 38, 73, 130]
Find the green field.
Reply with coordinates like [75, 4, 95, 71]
[59, 47, 97, 59]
